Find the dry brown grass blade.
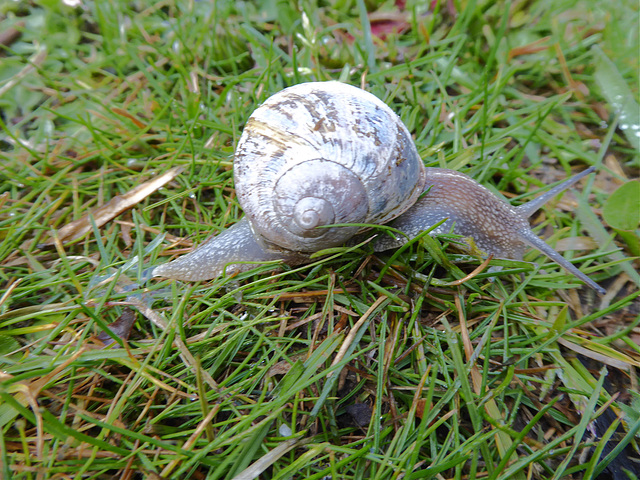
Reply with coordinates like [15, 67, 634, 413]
[46, 166, 183, 244]
[230, 437, 309, 480]
[445, 254, 493, 287]
[0, 21, 24, 48]
[5, 348, 86, 459]
[327, 295, 387, 378]
[0, 47, 46, 97]
[111, 107, 148, 129]
[160, 405, 221, 478]
[455, 296, 519, 467]
[556, 337, 638, 371]
[125, 295, 221, 394]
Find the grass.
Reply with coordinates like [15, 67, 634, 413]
[1, 0, 639, 479]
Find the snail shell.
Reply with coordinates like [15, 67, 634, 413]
[152, 81, 605, 294]
[234, 81, 426, 253]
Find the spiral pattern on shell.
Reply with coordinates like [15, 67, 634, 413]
[233, 81, 427, 253]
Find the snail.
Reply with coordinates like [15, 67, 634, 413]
[153, 81, 605, 294]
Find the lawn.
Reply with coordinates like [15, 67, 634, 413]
[0, 0, 639, 479]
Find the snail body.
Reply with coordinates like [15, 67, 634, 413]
[153, 81, 604, 294]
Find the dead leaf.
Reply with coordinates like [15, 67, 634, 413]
[267, 353, 307, 377]
[45, 166, 182, 244]
[95, 308, 137, 347]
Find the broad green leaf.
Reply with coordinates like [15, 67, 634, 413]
[603, 181, 640, 231]
[593, 45, 640, 153]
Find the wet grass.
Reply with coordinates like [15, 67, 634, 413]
[0, 0, 639, 479]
